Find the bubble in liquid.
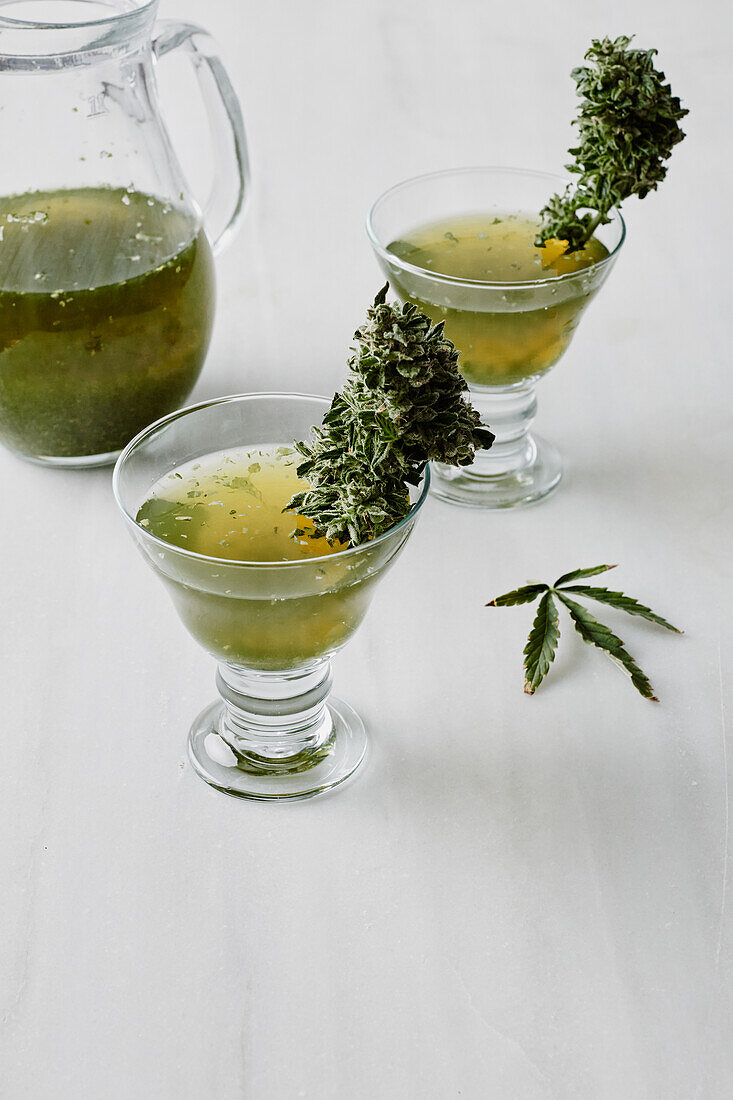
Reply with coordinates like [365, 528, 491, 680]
[6, 210, 49, 226]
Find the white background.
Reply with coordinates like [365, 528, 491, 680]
[2, 1, 733, 1097]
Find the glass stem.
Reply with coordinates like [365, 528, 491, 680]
[467, 384, 537, 477]
[215, 659, 334, 770]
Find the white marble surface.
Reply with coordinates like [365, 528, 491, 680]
[2, 1, 733, 1096]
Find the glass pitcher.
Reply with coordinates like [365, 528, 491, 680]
[0, 0, 249, 467]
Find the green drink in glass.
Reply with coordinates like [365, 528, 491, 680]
[114, 393, 429, 801]
[368, 167, 624, 509]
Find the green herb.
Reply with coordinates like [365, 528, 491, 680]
[537, 35, 688, 252]
[228, 475, 261, 499]
[487, 564, 682, 700]
[286, 285, 493, 545]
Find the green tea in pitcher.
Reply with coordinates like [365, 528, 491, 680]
[387, 213, 608, 387]
[136, 445, 380, 670]
[0, 186, 215, 462]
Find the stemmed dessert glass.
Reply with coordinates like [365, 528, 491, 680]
[367, 167, 625, 508]
[113, 393, 429, 801]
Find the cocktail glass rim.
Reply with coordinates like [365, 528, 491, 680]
[112, 390, 431, 569]
[366, 165, 626, 291]
[0, 0, 157, 31]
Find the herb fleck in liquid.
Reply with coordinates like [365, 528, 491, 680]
[388, 213, 608, 386]
[0, 187, 215, 460]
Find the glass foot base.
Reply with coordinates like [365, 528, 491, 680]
[19, 449, 121, 469]
[188, 696, 368, 801]
[430, 434, 562, 509]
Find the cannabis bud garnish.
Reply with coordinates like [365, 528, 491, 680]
[538, 35, 688, 253]
[487, 564, 682, 700]
[286, 285, 493, 546]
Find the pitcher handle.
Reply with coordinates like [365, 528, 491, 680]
[152, 20, 250, 255]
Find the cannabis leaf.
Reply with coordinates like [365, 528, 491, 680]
[523, 591, 560, 695]
[487, 563, 682, 699]
[555, 592, 658, 701]
[537, 35, 688, 252]
[558, 586, 679, 631]
[490, 583, 548, 607]
[553, 564, 617, 585]
[286, 285, 494, 546]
